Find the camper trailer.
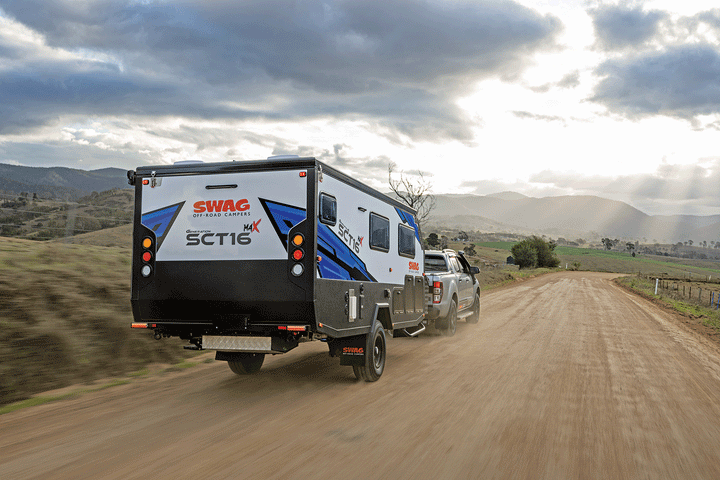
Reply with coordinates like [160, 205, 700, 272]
[128, 156, 425, 381]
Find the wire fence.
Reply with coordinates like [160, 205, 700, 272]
[651, 277, 720, 310]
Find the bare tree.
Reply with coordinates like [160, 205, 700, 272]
[388, 162, 436, 239]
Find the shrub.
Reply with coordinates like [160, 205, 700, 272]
[511, 236, 560, 269]
[511, 241, 537, 269]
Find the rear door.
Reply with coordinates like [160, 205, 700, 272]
[132, 166, 313, 323]
[456, 253, 476, 310]
[449, 254, 472, 310]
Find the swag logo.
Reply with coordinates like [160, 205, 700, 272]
[193, 199, 250, 217]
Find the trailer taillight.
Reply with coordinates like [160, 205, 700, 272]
[140, 236, 154, 277]
[289, 232, 305, 276]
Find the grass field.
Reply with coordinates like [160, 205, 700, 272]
[473, 241, 720, 278]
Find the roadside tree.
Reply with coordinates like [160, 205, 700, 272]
[388, 162, 436, 240]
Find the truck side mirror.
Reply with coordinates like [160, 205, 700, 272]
[470, 266, 480, 275]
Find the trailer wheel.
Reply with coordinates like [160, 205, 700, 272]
[227, 353, 265, 375]
[442, 300, 458, 337]
[467, 293, 480, 324]
[353, 321, 386, 382]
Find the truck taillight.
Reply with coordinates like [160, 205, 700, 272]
[432, 281, 443, 304]
[293, 248, 304, 261]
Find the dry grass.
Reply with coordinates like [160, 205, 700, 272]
[0, 237, 193, 406]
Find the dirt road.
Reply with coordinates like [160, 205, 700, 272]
[3, 271, 720, 479]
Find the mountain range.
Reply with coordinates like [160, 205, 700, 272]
[429, 193, 720, 244]
[0, 162, 718, 243]
[0, 163, 129, 200]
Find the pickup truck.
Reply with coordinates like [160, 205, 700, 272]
[423, 249, 480, 336]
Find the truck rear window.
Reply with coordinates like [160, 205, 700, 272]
[424, 256, 448, 272]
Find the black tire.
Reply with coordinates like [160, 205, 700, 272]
[353, 321, 386, 382]
[227, 353, 265, 375]
[441, 299, 458, 337]
[467, 292, 480, 324]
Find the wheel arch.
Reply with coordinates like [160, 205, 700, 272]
[374, 305, 392, 330]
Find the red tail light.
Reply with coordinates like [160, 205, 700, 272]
[432, 281, 443, 304]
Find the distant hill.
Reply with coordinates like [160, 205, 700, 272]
[0, 163, 130, 200]
[485, 191, 528, 201]
[430, 193, 720, 243]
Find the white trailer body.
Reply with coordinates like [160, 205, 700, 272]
[128, 157, 425, 381]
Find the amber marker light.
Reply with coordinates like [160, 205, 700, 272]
[142, 237, 153, 249]
[131, 323, 148, 329]
[291, 233, 304, 246]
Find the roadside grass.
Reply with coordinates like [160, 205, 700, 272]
[0, 358, 211, 415]
[0, 237, 196, 407]
[616, 276, 720, 333]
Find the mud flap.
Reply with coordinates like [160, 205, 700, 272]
[329, 335, 367, 366]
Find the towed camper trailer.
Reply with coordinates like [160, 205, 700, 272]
[128, 156, 425, 381]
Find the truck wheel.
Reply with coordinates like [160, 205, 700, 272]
[442, 300, 458, 337]
[227, 353, 265, 375]
[467, 293, 480, 324]
[353, 320, 386, 382]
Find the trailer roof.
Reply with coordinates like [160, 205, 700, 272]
[133, 157, 417, 215]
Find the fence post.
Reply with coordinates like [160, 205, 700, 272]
[655, 278, 659, 295]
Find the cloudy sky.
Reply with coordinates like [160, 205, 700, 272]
[0, 0, 719, 216]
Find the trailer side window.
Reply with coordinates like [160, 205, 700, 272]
[319, 193, 337, 226]
[369, 213, 389, 252]
[398, 225, 415, 257]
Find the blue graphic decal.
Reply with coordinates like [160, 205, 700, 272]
[259, 198, 307, 248]
[317, 223, 375, 282]
[396, 207, 420, 243]
[260, 198, 375, 282]
[141, 201, 185, 250]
